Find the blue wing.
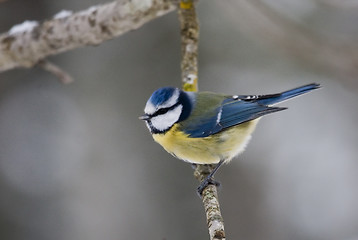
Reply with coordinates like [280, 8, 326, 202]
[182, 83, 320, 138]
[184, 98, 286, 138]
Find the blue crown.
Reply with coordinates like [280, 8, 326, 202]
[149, 87, 177, 106]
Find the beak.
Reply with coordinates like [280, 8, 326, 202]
[139, 114, 151, 121]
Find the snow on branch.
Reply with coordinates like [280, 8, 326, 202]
[0, 0, 176, 72]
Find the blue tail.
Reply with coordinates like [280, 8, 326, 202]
[256, 83, 321, 106]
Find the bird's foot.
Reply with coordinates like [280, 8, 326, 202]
[197, 177, 221, 196]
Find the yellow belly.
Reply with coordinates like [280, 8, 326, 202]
[152, 119, 259, 164]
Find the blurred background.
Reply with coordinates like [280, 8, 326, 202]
[1, 0, 358, 239]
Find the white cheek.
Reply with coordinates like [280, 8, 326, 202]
[150, 105, 182, 131]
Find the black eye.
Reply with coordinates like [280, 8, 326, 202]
[156, 108, 169, 115]
[152, 102, 181, 117]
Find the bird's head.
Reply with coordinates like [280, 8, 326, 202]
[140, 87, 193, 134]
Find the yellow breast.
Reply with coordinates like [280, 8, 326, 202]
[152, 119, 259, 164]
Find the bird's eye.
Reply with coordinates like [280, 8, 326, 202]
[156, 108, 169, 115]
[153, 102, 181, 117]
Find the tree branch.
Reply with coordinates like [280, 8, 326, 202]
[194, 165, 226, 240]
[37, 60, 74, 84]
[178, 1, 226, 239]
[0, 0, 176, 72]
[178, 0, 199, 92]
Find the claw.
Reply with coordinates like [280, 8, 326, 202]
[195, 159, 225, 197]
[197, 177, 221, 196]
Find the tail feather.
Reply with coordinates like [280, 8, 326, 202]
[257, 83, 321, 106]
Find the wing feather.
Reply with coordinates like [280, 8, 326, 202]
[184, 97, 286, 138]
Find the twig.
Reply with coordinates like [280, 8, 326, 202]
[0, 0, 176, 72]
[194, 165, 226, 240]
[178, 1, 226, 239]
[178, 0, 199, 92]
[38, 60, 73, 84]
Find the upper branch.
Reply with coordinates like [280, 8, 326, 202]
[0, 0, 176, 72]
[178, 0, 199, 92]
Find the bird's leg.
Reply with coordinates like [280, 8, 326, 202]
[197, 159, 225, 196]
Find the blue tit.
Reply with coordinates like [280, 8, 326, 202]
[140, 83, 320, 194]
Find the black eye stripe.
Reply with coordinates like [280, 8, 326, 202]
[156, 108, 170, 115]
[150, 102, 181, 118]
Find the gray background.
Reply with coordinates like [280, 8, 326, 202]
[0, 0, 358, 239]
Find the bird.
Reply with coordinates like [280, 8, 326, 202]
[139, 83, 320, 194]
